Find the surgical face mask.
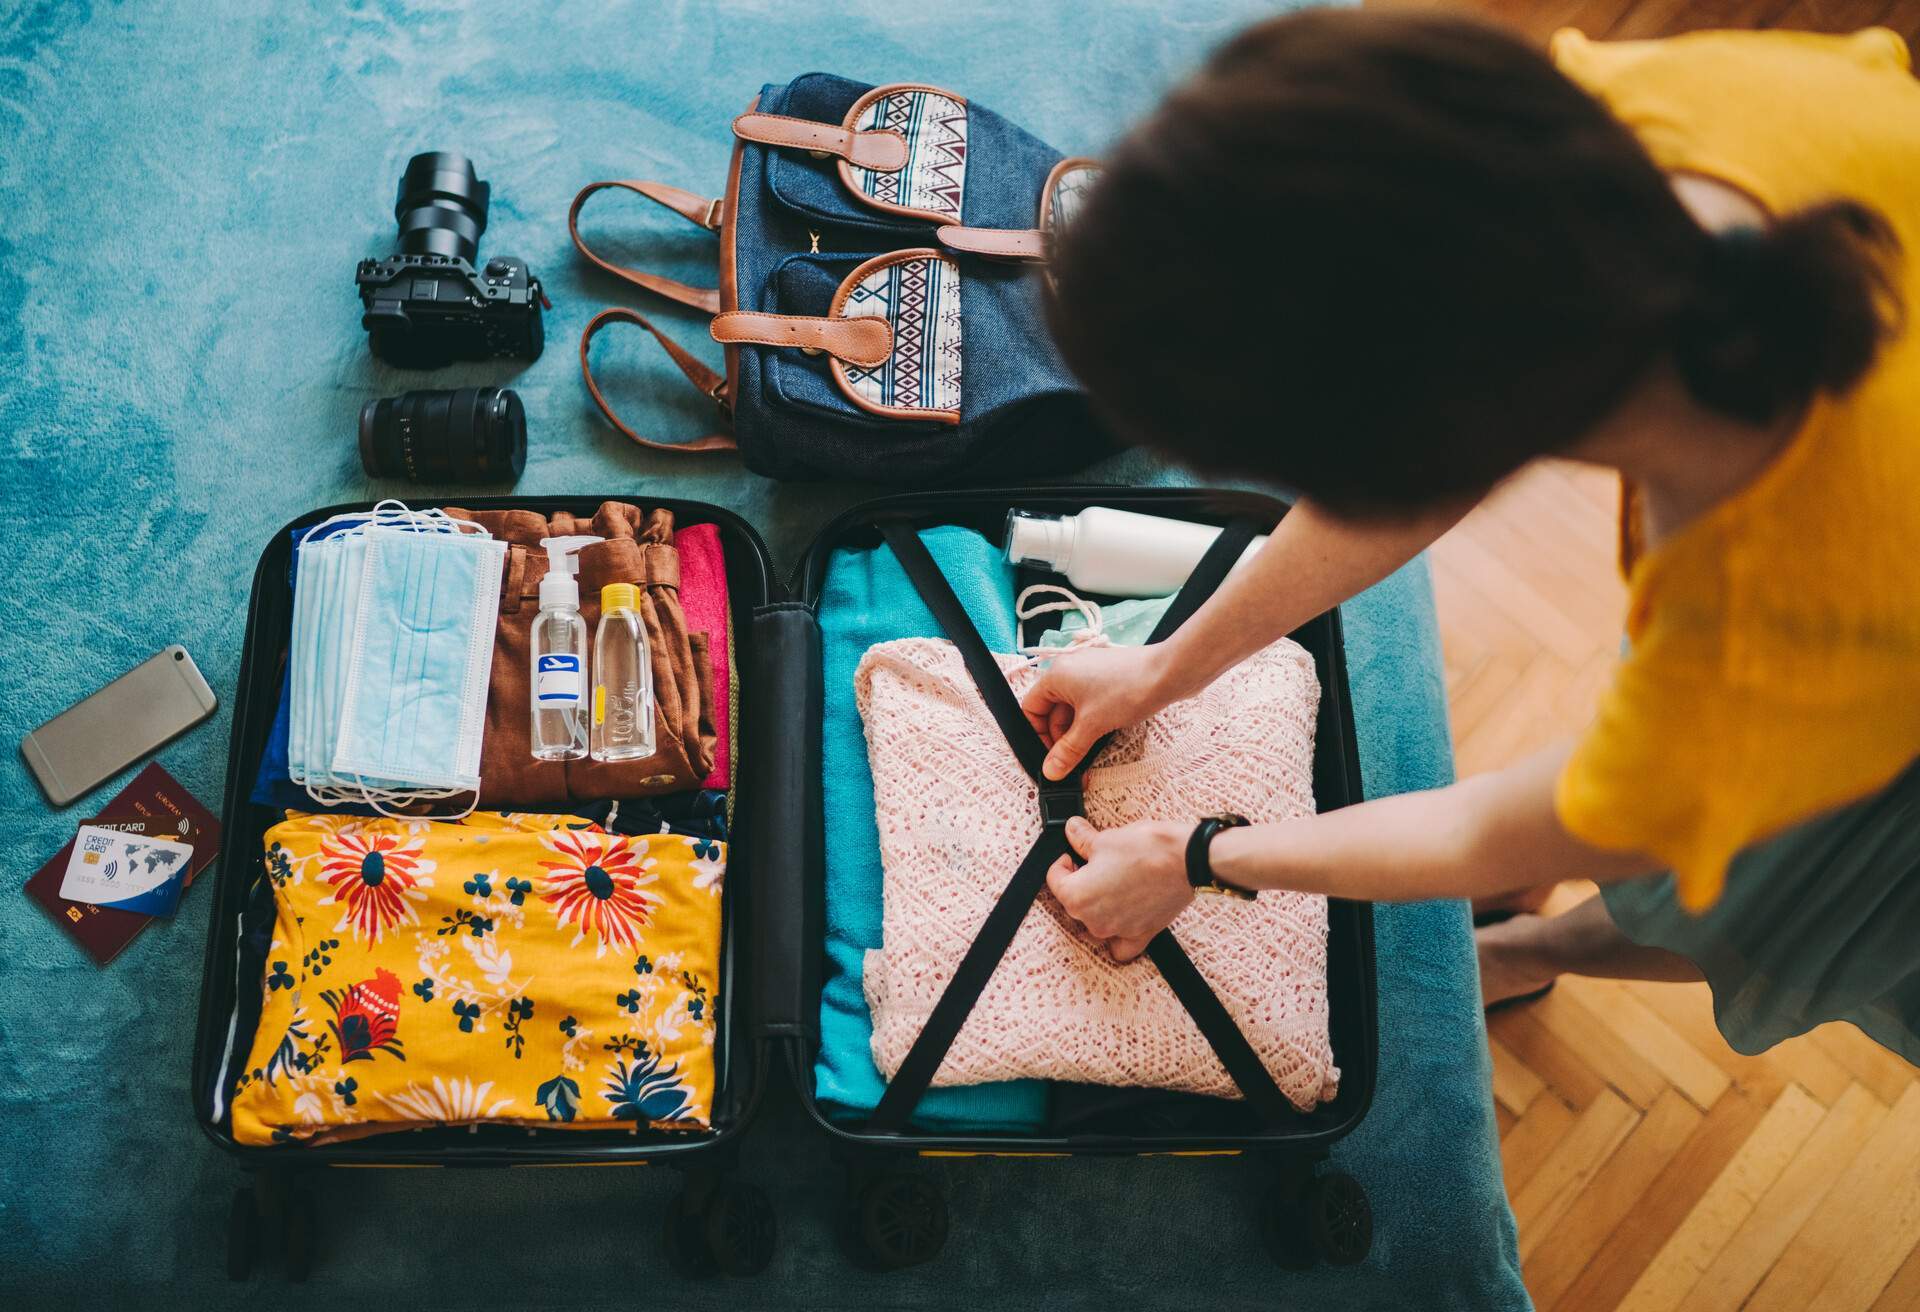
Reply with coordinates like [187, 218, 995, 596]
[289, 516, 372, 798]
[286, 502, 502, 813]
[330, 521, 505, 801]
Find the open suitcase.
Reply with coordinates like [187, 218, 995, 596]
[191, 484, 1377, 1282]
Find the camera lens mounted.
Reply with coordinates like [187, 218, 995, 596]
[358, 387, 527, 486]
[394, 151, 490, 264]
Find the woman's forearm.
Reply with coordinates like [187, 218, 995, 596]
[1207, 746, 1656, 902]
[1154, 496, 1473, 699]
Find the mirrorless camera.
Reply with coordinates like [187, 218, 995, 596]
[356, 151, 546, 370]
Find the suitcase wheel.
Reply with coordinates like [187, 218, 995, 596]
[1265, 1169, 1371, 1269]
[226, 1186, 259, 1281]
[841, 1172, 948, 1272]
[665, 1178, 776, 1278]
[1307, 1171, 1371, 1266]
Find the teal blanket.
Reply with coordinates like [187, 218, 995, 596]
[0, 0, 1523, 1306]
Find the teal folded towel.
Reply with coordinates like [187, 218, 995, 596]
[816, 526, 1047, 1130]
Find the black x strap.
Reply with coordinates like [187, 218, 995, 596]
[867, 514, 1294, 1133]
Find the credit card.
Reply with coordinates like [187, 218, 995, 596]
[58, 826, 195, 915]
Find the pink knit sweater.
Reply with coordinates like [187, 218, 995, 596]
[857, 636, 1339, 1109]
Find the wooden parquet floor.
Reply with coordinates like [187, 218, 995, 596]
[1376, 10, 1920, 1306]
[1433, 464, 1920, 1312]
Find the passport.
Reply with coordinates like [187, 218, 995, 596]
[25, 762, 223, 965]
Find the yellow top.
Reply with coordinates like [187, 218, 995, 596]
[601, 582, 639, 612]
[1549, 27, 1920, 910]
[230, 811, 724, 1145]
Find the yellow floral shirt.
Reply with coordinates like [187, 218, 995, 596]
[230, 811, 724, 1145]
[1551, 28, 1920, 909]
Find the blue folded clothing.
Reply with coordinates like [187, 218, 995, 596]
[815, 526, 1048, 1131]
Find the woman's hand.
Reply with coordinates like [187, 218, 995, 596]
[1045, 816, 1193, 962]
[1021, 645, 1186, 780]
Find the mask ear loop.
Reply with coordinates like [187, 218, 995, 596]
[342, 773, 480, 821]
[1015, 584, 1106, 659]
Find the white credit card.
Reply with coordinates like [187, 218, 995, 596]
[58, 826, 195, 916]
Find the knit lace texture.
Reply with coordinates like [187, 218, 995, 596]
[857, 636, 1339, 1108]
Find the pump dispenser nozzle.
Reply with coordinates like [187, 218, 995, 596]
[538, 535, 603, 610]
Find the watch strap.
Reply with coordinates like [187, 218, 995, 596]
[1186, 813, 1251, 894]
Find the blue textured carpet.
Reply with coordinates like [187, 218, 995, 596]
[0, 1, 1524, 1306]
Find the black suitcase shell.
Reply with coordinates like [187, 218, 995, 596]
[189, 485, 1377, 1272]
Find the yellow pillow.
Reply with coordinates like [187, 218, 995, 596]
[229, 811, 724, 1146]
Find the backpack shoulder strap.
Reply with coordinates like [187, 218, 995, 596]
[569, 180, 723, 315]
[579, 308, 738, 455]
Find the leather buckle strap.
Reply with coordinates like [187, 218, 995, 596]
[709, 310, 891, 369]
[578, 307, 739, 456]
[569, 180, 723, 315]
[937, 226, 1046, 262]
[731, 111, 909, 172]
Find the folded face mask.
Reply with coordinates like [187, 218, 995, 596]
[330, 522, 505, 798]
[286, 503, 502, 812]
[290, 517, 370, 797]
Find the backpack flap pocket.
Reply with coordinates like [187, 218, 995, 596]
[746, 74, 940, 237]
[759, 254, 917, 429]
[1041, 157, 1102, 242]
[716, 249, 962, 428]
[833, 83, 969, 225]
[830, 249, 962, 424]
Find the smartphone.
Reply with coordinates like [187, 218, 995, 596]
[20, 645, 219, 807]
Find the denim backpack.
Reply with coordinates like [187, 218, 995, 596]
[570, 74, 1111, 484]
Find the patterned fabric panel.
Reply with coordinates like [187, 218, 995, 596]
[1046, 162, 1101, 235]
[840, 255, 963, 417]
[849, 87, 968, 220]
[229, 811, 723, 1145]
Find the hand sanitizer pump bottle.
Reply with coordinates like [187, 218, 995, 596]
[529, 535, 601, 761]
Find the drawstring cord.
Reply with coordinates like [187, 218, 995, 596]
[1015, 584, 1108, 662]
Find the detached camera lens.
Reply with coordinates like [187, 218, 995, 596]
[358, 387, 526, 485]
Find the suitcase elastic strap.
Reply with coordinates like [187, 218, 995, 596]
[867, 516, 1295, 1133]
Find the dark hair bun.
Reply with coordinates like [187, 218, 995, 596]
[1673, 202, 1900, 426]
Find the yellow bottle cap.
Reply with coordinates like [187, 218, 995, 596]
[600, 582, 639, 613]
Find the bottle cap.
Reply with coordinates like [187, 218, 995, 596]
[601, 582, 640, 613]
[537, 535, 602, 610]
[1004, 509, 1073, 572]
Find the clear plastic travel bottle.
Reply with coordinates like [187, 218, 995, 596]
[591, 582, 655, 762]
[529, 536, 600, 761]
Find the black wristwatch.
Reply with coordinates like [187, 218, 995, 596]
[1185, 813, 1256, 900]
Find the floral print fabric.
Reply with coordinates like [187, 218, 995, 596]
[230, 810, 724, 1145]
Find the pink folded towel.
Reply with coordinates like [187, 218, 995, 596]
[673, 522, 732, 790]
[856, 636, 1339, 1108]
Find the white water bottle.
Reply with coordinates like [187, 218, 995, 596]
[529, 535, 600, 762]
[1004, 507, 1267, 597]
